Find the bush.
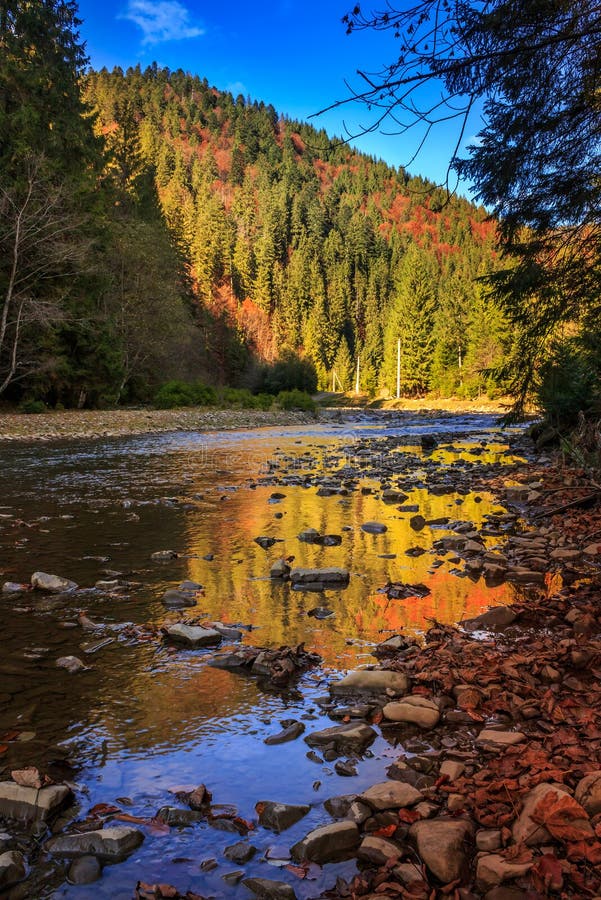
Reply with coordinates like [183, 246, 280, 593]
[219, 387, 261, 409]
[19, 399, 46, 414]
[275, 390, 317, 412]
[154, 380, 216, 409]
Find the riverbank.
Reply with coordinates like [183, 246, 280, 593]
[0, 397, 530, 444]
[0, 407, 315, 443]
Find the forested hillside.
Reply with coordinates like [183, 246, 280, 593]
[0, 0, 512, 409]
[83, 66, 511, 401]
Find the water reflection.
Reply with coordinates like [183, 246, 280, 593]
[0, 416, 525, 897]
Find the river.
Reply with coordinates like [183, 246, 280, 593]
[0, 411, 527, 898]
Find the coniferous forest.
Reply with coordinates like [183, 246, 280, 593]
[0, 2, 513, 409]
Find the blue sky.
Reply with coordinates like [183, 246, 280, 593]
[77, 0, 480, 192]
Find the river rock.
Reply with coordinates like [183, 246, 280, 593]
[210, 622, 243, 641]
[357, 835, 403, 865]
[383, 696, 440, 729]
[476, 730, 526, 750]
[256, 800, 310, 833]
[575, 771, 601, 816]
[476, 853, 534, 891]
[409, 818, 474, 883]
[361, 522, 387, 534]
[46, 826, 144, 860]
[243, 877, 296, 900]
[359, 781, 422, 811]
[161, 589, 197, 609]
[382, 489, 408, 503]
[270, 559, 290, 579]
[462, 606, 518, 631]
[255, 536, 279, 550]
[164, 623, 222, 647]
[31, 571, 77, 593]
[289, 567, 349, 586]
[290, 821, 359, 863]
[305, 722, 376, 754]
[0, 781, 71, 821]
[67, 855, 102, 884]
[56, 655, 87, 673]
[150, 550, 178, 562]
[224, 841, 256, 863]
[155, 806, 203, 826]
[323, 794, 356, 818]
[0, 851, 25, 889]
[298, 528, 321, 543]
[264, 721, 305, 745]
[513, 783, 570, 845]
[330, 669, 409, 696]
[2, 582, 29, 595]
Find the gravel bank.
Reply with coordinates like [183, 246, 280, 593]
[0, 407, 315, 443]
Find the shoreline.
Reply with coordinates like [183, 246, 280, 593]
[0, 407, 315, 444]
[0, 399, 524, 444]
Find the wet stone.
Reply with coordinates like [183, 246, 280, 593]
[161, 589, 197, 609]
[67, 855, 102, 884]
[256, 800, 310, 833]
[0, 851, 26, 889]
[46, 826, 144, 860]
[56, 655, 87, 673]
[289, 567, 349, 586]
[155, 806, 204, 826]
[290, 820, 360, 863]
[223, 841, 257, 863]
[264, 721, 305, 745]
[0, 782, 71, 821]
[243, 877, 297, 900]
[305, 722, 376, 755]
[164, 624, 222, 647]
[31, 571, 77, 593]
[361, 522, 387, 534]
[150, 550, 178, 562]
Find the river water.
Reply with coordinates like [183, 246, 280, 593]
[0, 412, 526, 898]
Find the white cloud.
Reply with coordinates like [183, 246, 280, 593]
[227, 81, 248, 97]
[121, 0, 205, 45]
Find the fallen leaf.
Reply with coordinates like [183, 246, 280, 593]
[531, 790, 593, 841]
[11, 767, 45, 789]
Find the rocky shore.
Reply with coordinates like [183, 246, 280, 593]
[1, 420, 600, 898]
[0, 407, 315, 443]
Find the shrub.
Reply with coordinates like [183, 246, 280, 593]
[154, 380, 216, 409]
[275, 389, 317, 412]
[19, 399, 46, 414]
[219, 387, 260, 409]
